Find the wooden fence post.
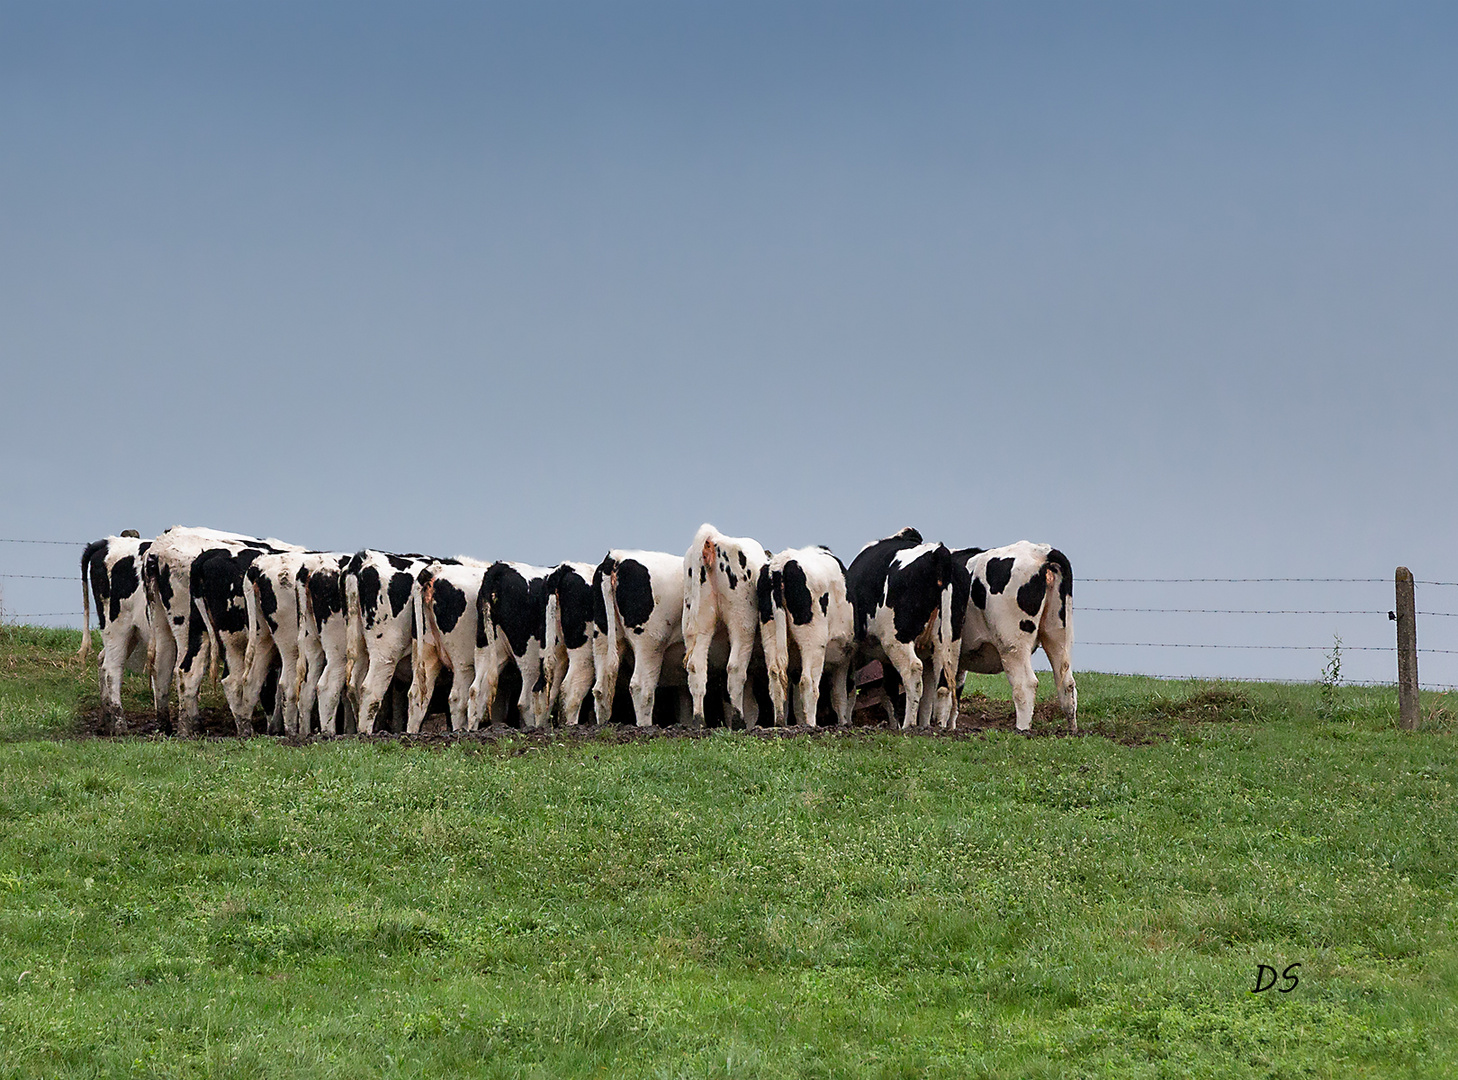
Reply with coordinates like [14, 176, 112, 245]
[1395, 567, 1420, 731]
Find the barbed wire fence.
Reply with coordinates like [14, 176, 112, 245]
[4, 536, 1457, 691]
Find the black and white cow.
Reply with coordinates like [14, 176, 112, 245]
[592, 549, 689, 727]
[760, 545, 855, 727]
[468, 560, 554, 730]
[243, 551, 308, 736]
[345, 550, 431, 734]
[683, 523, 768, 728]
[957, 541, 1076, 733]
[78, 532, 152, 729]
[845, 527, 967, 729]
[144, 526, 302, 736]
[542, 561, 598, 726]
[409, 557, 488, 732]
[297, 551, 358, 736]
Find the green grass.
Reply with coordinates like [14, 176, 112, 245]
[2, 625, 1456, 1077]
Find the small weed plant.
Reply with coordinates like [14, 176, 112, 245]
[1318, 632, 1344, 721]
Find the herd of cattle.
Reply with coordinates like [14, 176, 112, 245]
[76, 524, 1077, 738]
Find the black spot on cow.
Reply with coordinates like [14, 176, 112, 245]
[546, 564, 595, 651]
[819, 592, 829, 615]
[845, 530, 927, 642]
[152, 553, 173, 611]
[193, 548, 258, 636]
[737, 551, 747, 570]
[173, 615, 185, 626]
[253, 568, 279, 630]
[388, 572, 414, 618]
[482, 563, 548, 658]
[1046, 548, 1074, 625]
[1020, 619, 1037, 634]
[592, 557, 614, 634]
[781, 560, 815, 626]
[887, 546, 955, 645]
[83, 540, 110, 628]
[985, 557, 1015, 594]
[699, 564, 707, 584]
[1016, 568, 1047, 618]
[357, 565, 382, 622]
[756, 565, 776, 624]
[430, 577, 467, 635]
[721, 560, 738, 589]
[949, 558, 969, 640]
[307, 567, 346, 633]
[615, 559, 655, 629]
[386, 554, 415, 573]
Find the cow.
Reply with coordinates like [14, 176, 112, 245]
[408, 557, 488, 732]
[344, 550, 432, 735]
[759, 545, 855, 727]
[467, 561, 554, 730]
[143, 526, 302, 736]
[957, 542, 1076, 733]
[296, 551, 357, 736]
[542, 561, 598, 726]
[592, 550, 690, 727]
[682, 523, 768, 728]
[78, 532, 152, 731]
[844, 527, 967, 729]
[243, 551, 309, 736]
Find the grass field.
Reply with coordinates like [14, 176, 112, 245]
[2, 624, 1456, 1078]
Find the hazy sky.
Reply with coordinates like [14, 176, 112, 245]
[3, 2, 1455, 686]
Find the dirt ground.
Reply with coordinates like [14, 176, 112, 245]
[73, 695, 1079, 745]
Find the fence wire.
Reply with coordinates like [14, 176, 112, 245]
[4, 535, 1456, 683]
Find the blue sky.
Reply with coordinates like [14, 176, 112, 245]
[2, 2, 1455, 685]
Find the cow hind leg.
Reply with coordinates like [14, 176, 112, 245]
[175, 630, 211, 737]
[881, 642, 924, 730]
[561, 653, 594, 727]
[628, 647, 665, 728]
[725, 635, 754, 728]
[407, 649, 442, 734]
[796, 648, 826, 728]
[1004, 649, 1039, 733]
[317, 661, 348, 737]
[1041, 629, 1077, 733]
[916, 660, 938, 729]
[828, 660, 853, 727]
[357, 659, 396, 735]
[100, 634, 129, 731]
[592, 645, 622, 725]
[685, 631, 713, 728]
[448, 662, 474, 732]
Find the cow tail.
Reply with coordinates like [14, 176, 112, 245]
[768, 570, 790, 710]
[600, 565, 621, 669]
[938, 564, 959, 693]
[1041, 549, 1074, 635]
[196, 596, 221, 686]
[685, 525, 715, 637]
[418, 573, 450, 671]
[343, 571, 361, 689]
[243, 576, 261, 679]
[544, 589, 561, 662]
[77, 542, 99, 662]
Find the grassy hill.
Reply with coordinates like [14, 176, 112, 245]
[1, 624, 1455, 1078]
